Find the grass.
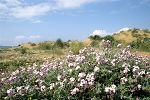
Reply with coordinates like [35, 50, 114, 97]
[113, 29, 150, 44]
[0, 41, 86, 72]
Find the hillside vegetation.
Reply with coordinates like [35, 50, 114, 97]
[0, 40, 150, 99]
[113, 28, 150, 44]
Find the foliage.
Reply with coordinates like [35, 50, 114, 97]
[103, 35, 115, 42]
[130, 38, 150, 52]
[70, 42, 85, 54]
[142, 29, 150, 33]
[0, 41, 150, 99]
[89, 35, 103, 41]
[90, 40, 100, 47]
[54, 39, 64, 48]
[38, 42, 54, 50]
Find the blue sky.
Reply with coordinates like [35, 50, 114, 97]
[0, 0, 150, 46]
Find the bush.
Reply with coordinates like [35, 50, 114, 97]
[54, 39, 64, 48]
[70, 42, 85, 54]
[103, 35, 115, 42]
[142, 29, 150, 33]
[20, 47, 27, 54]
[89, 35, 102, 41]
[130, 38, 150, 52]
[38, 42, 53, 50]
[30, 43, 36, 46]
[90, 40, 100, 47]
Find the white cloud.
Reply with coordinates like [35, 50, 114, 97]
[0, 0, 51, 20]
[91, 29, 109, 37]
[54, 0, 96, 9]
[15, 35, 41, 39]
[29, 35, 41, 39]
[0, 0, 122, 21]
[11, 3, 51, 19]
[15, 35, 26, 39]
[116, 27, 130, 33]
[32, 20, 42, 23]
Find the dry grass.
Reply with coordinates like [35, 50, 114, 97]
[82, 38, 92, 46]
[113, 30, 150, 44]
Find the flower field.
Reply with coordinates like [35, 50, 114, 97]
[0, 40, 150, 100]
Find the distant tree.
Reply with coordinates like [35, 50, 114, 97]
[89, 35, 102, 41]
[143, 29, 150, 33]
[132, 28, 139, 33]
[103, 35, 115, 42]
[30, 43, 36, 46]
[54, 39, 64, 48]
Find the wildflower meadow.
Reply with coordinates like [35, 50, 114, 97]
[0, 40, 150, 100]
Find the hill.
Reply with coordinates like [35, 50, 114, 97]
[113, 28, 150, 44]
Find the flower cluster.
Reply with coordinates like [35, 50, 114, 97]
[0, 42, 149, 100]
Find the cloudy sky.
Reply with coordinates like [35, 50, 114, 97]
[0, 0, 150, 45]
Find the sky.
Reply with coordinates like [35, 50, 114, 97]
[0, 0, 150, 46]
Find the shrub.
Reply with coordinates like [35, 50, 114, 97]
[38, 42, 53, 50]
[89, 35, 102, 41]
[54, 39, 64, 48]
[103, 35, 115, 42]
[90, 40, 100, 47]
[142, 29, 150, 33]
[70, 42, 85, 54]
[30, 43, 36, 46]
[20, 47, 27, 54]
[130, 38, 150, 52]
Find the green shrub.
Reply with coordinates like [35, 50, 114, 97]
[54, 39, 64, 48]
[91, 40, 99, 47]
[30, 43, 36, 46]
[89, 35, 102, 41]
[38, 42, 53, 50]
[70, 42, 85, 54]
[130, 38, 150, 52]
[142, 29, 150, 33]
[20, 47, 27, 54]
[103, 35, 115, 42]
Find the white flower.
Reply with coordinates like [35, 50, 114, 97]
[105, 87, 110, 93]
[1, 78, 6, 82]
[7, 88, 15, 96]
[78, 72, 86, 79]
[120, 77, 128, 84]
[59, 82, 64, 88]
[7, 88, 13, 94]
[68, 69, 73, 73]
[70, 87, 79, 95]
[105, 84, 116, 94]
[75, 66, 81, 70]
[16, 86, 22, 93]
[39, 72, 43, 76]
[40, 85, 46, 91]
[69, 77, 75, 83]
[25, 85, 30, 90]
[138, 84, 142, 89]
[50, 83, 55, 90]
[94, 66, 100, 73]
[111, 84, 116, 89]
[117, 44, 122, 48]
[132, 66, 139, 72]
[80, 79, 88, 87]
[138, 70, 145, 76]
[123, 67, 130, 74]
[57, 75, 62, 81]
[33, 70, 39, 75]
